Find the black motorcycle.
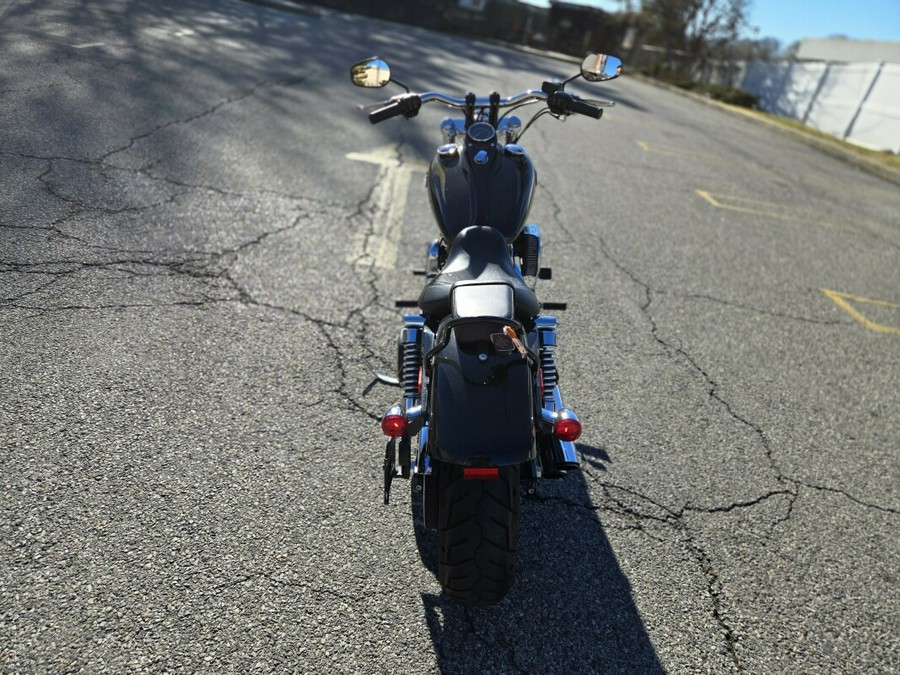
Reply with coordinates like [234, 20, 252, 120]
[351, 52, 623, 605]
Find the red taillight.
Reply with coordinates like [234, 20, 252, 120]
[554, 417, 582, 442]
[463, 467, 499, 480]
[381, 414, 407, 438]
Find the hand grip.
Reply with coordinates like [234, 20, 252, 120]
[548, 91, 603, 119]
[568, 97, 603, 119]
[369, 101, 404, 124]
[368, 94, 422, 124]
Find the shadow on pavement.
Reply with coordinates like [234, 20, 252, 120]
[413, 445, 663, 674]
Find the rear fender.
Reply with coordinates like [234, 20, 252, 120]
[427, 320, 535, 466]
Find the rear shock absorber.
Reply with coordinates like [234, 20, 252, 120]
[537, 315, 558, 404]
[391, 315, 427, 482]
[535, 315, 580, 472]
[398, 315, 427, 411]
[401, 335, 422, 405]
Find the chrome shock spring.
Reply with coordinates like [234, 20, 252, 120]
[536, 316, 559, 405]
[539, 344, 558, 403]
[401, 339, 422, 402]
[399, 319, 425, 408]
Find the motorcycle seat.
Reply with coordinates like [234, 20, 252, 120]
[418, 226, 540, 320]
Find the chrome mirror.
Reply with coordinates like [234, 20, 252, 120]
[350, 58, 392, 88]
[581, 54, 622, 82]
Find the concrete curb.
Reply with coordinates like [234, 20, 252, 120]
[484, 41, 900, 188]
[627, 73, 900, 188]
[237, 0, 323, 18]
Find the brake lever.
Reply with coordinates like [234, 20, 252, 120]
[584, 98, 616, 108]
[357, 100, 394, 112]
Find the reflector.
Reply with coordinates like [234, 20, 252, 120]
[381, 414, 407, 437]
[554, 417, 582, 442]
[463, 467, 499, 480]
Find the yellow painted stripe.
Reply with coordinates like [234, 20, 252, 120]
[696, 189, 834, 228]
[821, 289, 900, 335]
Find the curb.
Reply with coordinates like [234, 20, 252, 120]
[489, 40, 900, 188]
[237, 0, 323, 18]
[627, 73, 900, 188]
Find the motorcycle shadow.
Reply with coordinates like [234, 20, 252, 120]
[413, 443, 663, 674]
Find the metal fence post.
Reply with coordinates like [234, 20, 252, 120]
[843, 60, 886, 141]
[802, 61, 832, 125]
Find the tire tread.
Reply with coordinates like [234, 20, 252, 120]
[437, 463, 520, 606]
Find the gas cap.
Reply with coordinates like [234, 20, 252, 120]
[473, 150, 490, 165]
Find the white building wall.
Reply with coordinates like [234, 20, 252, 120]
[704, 58, 900, 153]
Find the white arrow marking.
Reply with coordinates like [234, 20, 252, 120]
[345, 145, 428, 269]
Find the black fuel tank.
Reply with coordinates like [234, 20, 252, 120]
[427, 127, 535, 243]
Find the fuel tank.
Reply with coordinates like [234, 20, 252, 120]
[427, 122, 535, 243]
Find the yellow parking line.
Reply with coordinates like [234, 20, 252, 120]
[821, 289, 900, 335]
[696, 189, 834, 228]
[635, 139, 721, 161]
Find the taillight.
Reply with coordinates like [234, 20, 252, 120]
[381, 414, 407, 438]
[554, 417, 582, 442]
[463, 467, 499, 480]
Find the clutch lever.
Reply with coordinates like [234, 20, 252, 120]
[357, 100, 394, 112]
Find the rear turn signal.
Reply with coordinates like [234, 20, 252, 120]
[554, 417, 582, 442]
[463, 467, 499, 480]
[381, 413, 407, 438]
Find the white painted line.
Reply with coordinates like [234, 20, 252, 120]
[345, 145, 427, 269]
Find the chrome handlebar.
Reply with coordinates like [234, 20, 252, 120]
[419, 90, 547, 108]
[367, 88, 614, 125]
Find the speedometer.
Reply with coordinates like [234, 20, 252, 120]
[466, 122, 496, 144]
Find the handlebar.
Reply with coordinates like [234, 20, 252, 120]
[367, 88, 613, 124]
[420, 90, 548, 108]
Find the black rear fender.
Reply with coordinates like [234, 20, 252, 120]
[427, 319, 535, 466]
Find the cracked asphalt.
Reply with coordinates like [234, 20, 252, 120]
[1, 0, 898, 672]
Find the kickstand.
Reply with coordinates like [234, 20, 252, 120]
[383, 438, 397, 505]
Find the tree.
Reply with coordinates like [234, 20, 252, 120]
[642, 0, 748, 70]
[723, 36, 781, 61]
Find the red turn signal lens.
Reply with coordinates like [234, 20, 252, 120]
[463, 467, 499, 480]
[554, 417, 582, 442]
[381, 414, 407, 438]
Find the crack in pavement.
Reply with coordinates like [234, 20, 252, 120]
[97, 75, 309, 165]
[573, 229, 899, 670]
[681, 292, 845, 326]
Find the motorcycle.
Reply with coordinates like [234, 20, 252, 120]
[351, 52, 623, 605]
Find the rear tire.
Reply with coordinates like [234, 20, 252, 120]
[437, 462, 520, 606]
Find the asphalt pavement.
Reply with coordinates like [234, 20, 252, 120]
[1, 0, 898, 672]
